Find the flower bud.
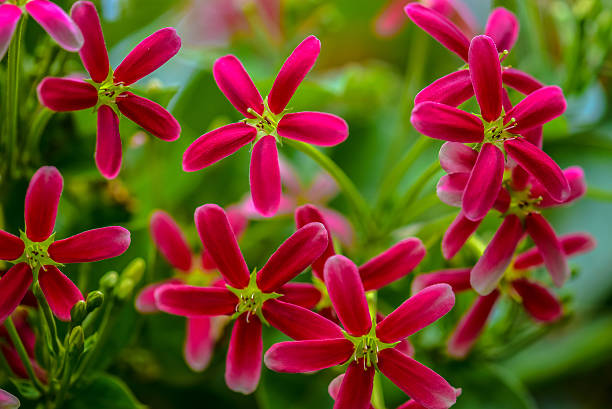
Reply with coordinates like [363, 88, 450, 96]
[115, 278, 135, 301]
[70, 300, 87, 324]
[86, 291, 104, 313]
[99, 271, 119, 292]
[68, 326, 84, 359]
[121, 258, 145, 284]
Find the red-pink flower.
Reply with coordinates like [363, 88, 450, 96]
[0, 166, 130, 324]
[36, 1, 181, 179]
[182, 36, 349, 217]
[0, 0, 83, 60]
[154, 204, 330, 394]
[264, 255, 458, 409]
[413, 232, 596, 357]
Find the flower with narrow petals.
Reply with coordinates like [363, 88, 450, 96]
[155, 204, 330, 394]
[412, 232, 596, 357]
[37, 1, 181, 179]
[182, 36, 349, 217]
[264, 255, 458, 409]
[0, 166, 130, 324]
[0, 0, 83, 60]
[0, 388, 19, 409]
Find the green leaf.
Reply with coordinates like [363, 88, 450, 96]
[9, 378, 41, 400]
[65, 374, 145, 409]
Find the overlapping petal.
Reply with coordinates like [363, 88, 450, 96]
[213, 55, 264, 117]
[462, 143, 504, 221]
[48, 226, 130, 263]
[468, 35, 502, 122]
[25, 166, 63, 242]
[155, 284, 238, 316]
[37, 77, 98, 112]
[38, 266, 83, 321]
[294, 204, 335, 279]
[437, 173, 469, 207]
[439, 142, 477, 174]
[262, 299, 343, 341]
[504, 86, 566, 134]
[264, 338, 353, 373]
[250, 135, 281, 217]
[502, 68, 543, 95]
[95, 105, 122, 179]
[0, 4, 21, 61]
[335, 362, 375, 409]
[0, 264, 33, 325]
[0, 230, 24, 261]
[150, 211, 192, 271]
[525, 213, 569, 287]
[484, 7, 519, 52]
[226, 316, 262, 394]
[277, 112, 348, 146]
[134, 279, 180, 313]
[26, 0, 84, 52]
[116, 92, 180, 141]
[512, 279, 562, 322]
[184, 317, 215, 371]
[441, 211, 482, 260]
[514, 233, 595, 270]
[414, 70, 473, 107]
[70, 1, 109, 82]
[411, 102, 483, 143]
[277, 282, 321, 309]
[411, 268, 472, 294]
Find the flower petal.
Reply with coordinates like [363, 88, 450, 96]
[504, 86, 567, 134]
[294, 204, 335, 280]
[134, 279, 181, 313]
[437, 173, 469, 207]
[268, 35, 320, 114]
[0, 264, 32, 325]
[26, 0, 83, 52]
[264, 338, 353, 373]
[226, 316, 262, 394]
[404, 3, 470, 61]
[319, 207, 355, 248]
[250, 135, 281, 217]
[462, 143, 504, 221]
[378, 348, 457, 409]
[534, 166, 586, 208]
[195, 204, 250, 288]
[324, 255, 372, 337]
[335, 362, 375, 409]
[0, 230, 24, 261]
[150, 211, 192, 271]
[262, 299, 343, 340]
[439, 142, 477, 174]
[525, 213, 569, 287]
[48, 226, 130, 263]
[70, 1, 109, 82]
[37, 77, 98, 111]
[38, 266, 83, 321]
[155, 284, 238, 316]
[411, 268, 472, 294]
[414, 69, 473, 107]
[484, 7, 519, 52]
[113, 27, 181, 85]
[0, 4, 21, 61]
[95, 104, 122, 179]
[184, 317, 215, 371]
[502, 68, 543, 95]
[25, 166, 63, 242]
[468, 35, 502, 122]
[213, 55, 264, 117]
[359, 238, 425, 291]
[411, 102, 484, 143]
[377, 284, 454, 343]
[277, 282, 322, 309]
[116, 92, 180, 141]
[0, 388, 19, 409]
[511, 279, 562, 322]
[183, 123, 257, 171]
[305, 172, 339, 203]
[441, 211, 482, 260]
[470, 215, 524, 295]
[447, 291, 500, 358]
[277, 112, 348, 147]
[514, 232, 596, 270]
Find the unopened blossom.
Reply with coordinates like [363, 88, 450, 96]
[155, 204, 330, 394]
[265, 254, 458, 409]
[0, 166, 130, 324]
[0, 0, 83, 60]
[182, 36, 349, 217]
[0, 388, 19, 409]
[37, 1, 181, 179]
[413, 232, 596, 357]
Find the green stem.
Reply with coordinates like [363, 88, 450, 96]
[586, 186, 612, 202]
[33, 282, 62, 354]
[23, 108, 54, 166]
[4, 16, 25, 178]
[54, 358, 72, 409]
[4, 317, 45, 392]
[371, 372, 386, 409]
[399, 192, 442, 226]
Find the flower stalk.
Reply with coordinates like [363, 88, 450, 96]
[4, 16, 25, 178]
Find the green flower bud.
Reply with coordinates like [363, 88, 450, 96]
[121, 258, 145, 284]
[115, 278, 135, 301]
[68, 326, 84, 359]
[99, 271, 119, 292]
[86, 291, 104, 313]
[70, 300, 87, 324]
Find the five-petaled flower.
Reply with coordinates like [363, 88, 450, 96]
[37, 1, 181, 179]
[264, 254, 458, 409]
[182, 35, 349, 217]
[0, 166, 131, 324]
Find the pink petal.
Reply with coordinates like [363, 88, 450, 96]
[184, 316, 215, 371]
[511, 165, 530, 191]
[439, 142, 477, 174]
[26, 0, 83, 52]
[504, 137, 570, 202]
[437, 173, 469, 207]
[305, 172, 339, 203]
[378, 348, 457, 409]
[0, 5, 22, 61]
[441, 211, 482, 259]
[411, 102, 484, 143]
[335, 362, 375, 409]
[427, 0, 479, 38]
[277, 112, 348, 147]
[511, 279, 562, 322]
[375, 0, 409, 37]
[155, 284, 237, 316]
[0, 230, 24, 261]
[404, 3, 470, 61]
[113, 27, 181, 85]
[250, 135, 281, 217]
[182, 123, 257, 172]
[493, 186, 511, 213]
[264, 338, 353, 373]
[359, 238, 426, 291]
[0, 388, 19, 409]
[213, 55, 264, 117]
[502, 68, 543, 95]
[525, 213, 569, 287]
[484, 7, 519, 52]
[470, 215, 524, 295]
[534, 166, 586, 208]
[414, 69, 473, 107]
[468, 35, 502, 122]
[294, 204, 335, 280]
[319, 207, 355, 248]
[194, 204, 250, 289]
[95, 105, 122, 179]
[70, 1, 109, 83]
[504, 86, 567, 134]
[226, 205, 249, 239]
[134, 279, 180, 313]
[48, 226, 130, 263]
[411, 268, 472, 294]
[514, 233, 596, 270]
[268, 35, 320, 114]
[278, 156, 302, 196]
[25, 166, 63, 242]
[447, 291, 499, 358]
[262, 299, 343, 340]
[462, 143, 504, 221]
[277, 282, 322, 309]
[376, 283, 454, 343]
[524, 126, 543, 148]
[38, 265, 83, 321]
[0, 264, 32, 325]
[116, 92, 180, 141]
[226, 316, 262, 394]
[150, 211, 192, 271]
[324, 255, 372, 337]
[37, 77, 98, 111]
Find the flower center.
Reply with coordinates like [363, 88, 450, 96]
[15, 231, 61, 279]
[343, 325, 398, 370]
[226, 270, 281, 324]
[86, 69, 130, 112]
[503, 178, 542, 217]
[244, 98, 286, 142]
[480, 116, 517, 148]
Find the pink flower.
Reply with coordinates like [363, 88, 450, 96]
[264, 255, 458, 409]
[0, 0, 83, 60]
[413, 232, 596, 357]
[36, 1, 181, 179]
[0, 388, 19, 409]
[155, 204, 330, 394]
[182, 36, 349, 217]
[0, 166, 130, 324]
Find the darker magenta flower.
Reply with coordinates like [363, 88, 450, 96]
[0, 166, 130, 324]
[37, 1, 181, 179]
[182, 36, 349, 217]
